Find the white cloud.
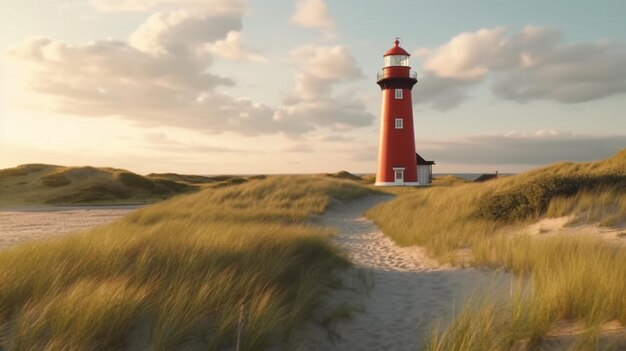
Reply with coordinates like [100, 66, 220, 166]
[415, 26, 626, 110]
[290, 0, 334, 30]
[91, 0, 244, 13]
[8, 7, 376, 136]
[277, 44, 374, 132]
[291, 44, 361, 82]
[9, 13, 290, 135]
[286, 45, 362, 101]
[203, 31, 267, 63]
[129, 9, 241, 55]
[423, 27, 508, 81]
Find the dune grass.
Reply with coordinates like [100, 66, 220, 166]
[367, 149, 626, 260]
[0, 164, 220, 206]
[0, 175, 374, 350]
[431, 235, 626, 350]
[546, 186, 626, 227]
[367, 149, 626, 348]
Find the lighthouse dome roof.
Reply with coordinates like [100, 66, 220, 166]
[384, 39, 410, 56]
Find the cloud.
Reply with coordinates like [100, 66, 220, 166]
[202, 31, 267, 63]
[128, 9, 242, 55]
[283, 144, 314, 153]
[276, 99, 374, 132]
[288, 44, 362, 99]
[9, 35, 281, 134]
[423, 27, 509, 81]
[412, 73, 476, 111]
[321, 134, 353, 142]
[291, 45, 361, 80]
[142, 132, 243, 153]
[9, 6, 375, 136]
[415, 26, 626, 109]
[290, 0, 334, 31]
[278, 44, 374, 132]
[418, 131, 626, 165]
[491, 41, 626, 104]
[91, 0, 244, 13]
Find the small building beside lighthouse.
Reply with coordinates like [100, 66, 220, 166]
[375, 39, 434, 186]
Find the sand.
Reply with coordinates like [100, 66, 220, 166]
[521, 216, 626, 245]
[0, 205, 142, 250]
[5, 196, 621, 349]
[284, 195, 511, 351]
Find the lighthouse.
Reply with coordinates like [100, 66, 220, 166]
[375, 39, 434, 186]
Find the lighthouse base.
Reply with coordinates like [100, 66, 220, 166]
[374, 181, 426, 187]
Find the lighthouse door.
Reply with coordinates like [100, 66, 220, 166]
[393, 168, 405, 185]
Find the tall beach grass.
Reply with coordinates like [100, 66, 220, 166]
[367, 150, 626, 348]
[0, 175, 374, 350]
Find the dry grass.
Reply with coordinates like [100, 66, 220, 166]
[367, 149, 626, 261]
[546, 187, 626, 227]
[367, 149, 626, 348]
[474, 235, 626, 323]
[0, 175, 374, 350]
[432, 175, 469, 187]
[0, 164, 272, 207]
[0, 164, 202, 206]
[367, 182, 500, 262]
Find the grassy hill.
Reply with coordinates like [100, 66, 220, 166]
[368, 149, 626, 254]
[1, 152, 624, 349]
[367, 149, 626, 349]
[0, 164, 263, 207]
[0, 175, 375, 350]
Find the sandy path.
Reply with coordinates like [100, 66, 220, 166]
[0, 205, 142, 250]
[288, 195, 510, 351]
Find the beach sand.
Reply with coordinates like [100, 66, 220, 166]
[283, 195, 510, 351]
[520, 216, 626, 245]
[0, 205, 142, 250]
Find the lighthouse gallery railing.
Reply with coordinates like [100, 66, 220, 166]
[377, 70, 418, 81]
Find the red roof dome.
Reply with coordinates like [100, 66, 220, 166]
[384, 39, 410, 56]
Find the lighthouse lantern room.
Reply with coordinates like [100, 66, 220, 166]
[375, 39, 434, 186]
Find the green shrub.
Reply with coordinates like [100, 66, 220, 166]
[475, 174, 625, 221]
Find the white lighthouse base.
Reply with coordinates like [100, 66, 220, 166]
[374, 181, 426, 186]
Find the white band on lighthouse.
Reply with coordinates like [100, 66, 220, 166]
[374, 181, 422, 186]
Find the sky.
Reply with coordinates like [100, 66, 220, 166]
[1, 0, 625, 175]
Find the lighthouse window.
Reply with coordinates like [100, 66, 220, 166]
[395, 89, 403, 99]
[384, 55, 410, 67]
[395, 118, 403, 129]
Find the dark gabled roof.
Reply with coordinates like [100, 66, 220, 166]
[473, 174, 498, 182]
[416, 153, 435, 165]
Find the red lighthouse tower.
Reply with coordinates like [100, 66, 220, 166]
[375, 39, 434, 186]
